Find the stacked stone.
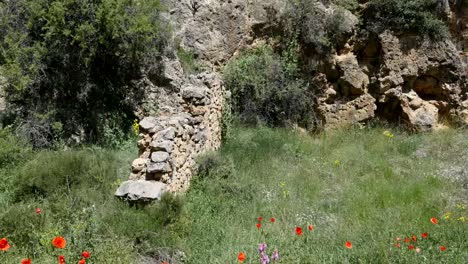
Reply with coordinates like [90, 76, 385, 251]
[116, 72, 225, 201]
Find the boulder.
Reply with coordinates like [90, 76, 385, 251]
[151, 151, 170, 163]
[115, 180, 167, 202]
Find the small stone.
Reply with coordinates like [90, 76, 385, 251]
[151, 140, 174, 153]
[151, 151, 170, 163]
[115, 180, 167, 202]
[131, 158, 148, 172]
[147, 162, 172, 173]
[139, 117, 158, 131]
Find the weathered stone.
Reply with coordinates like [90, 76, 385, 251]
[151, 151, 170, 163]
[155, 127, 176, 140]
[139, 117, 158, 132]
[151, 140, 174, 153]
[132, 158, 148, 172]
[147, 162, 172, 173]
[336, 53, 369, 95]
[115, 180, 167, 202]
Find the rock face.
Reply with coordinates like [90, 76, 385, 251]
[115, 180, 167, 202]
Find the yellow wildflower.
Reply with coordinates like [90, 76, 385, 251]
[444, 212, 451, 220]
[383, 130, 394, 139]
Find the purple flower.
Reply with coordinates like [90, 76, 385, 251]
[261, 252, 270, 264]
[271, 249, 279, 261]
[258, 243, 267, 254]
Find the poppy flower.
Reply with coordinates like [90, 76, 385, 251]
[52, 236, 66, 249]
[395, 243, 401, 248]
[295, 227, 303, 236]
[0, 238, 10, 251]
[405, 238, 410, 243]
[345, 241, 352, 249]
[270, 218, 275, 223]
[308, 225, 314, 231]
[431, 217, 438, 224]
[408, 245, 415, 250]
[412, 235, 417, 242]
[258, 217, 263, 222]
[256, 223, 262, 229]
[58, 255, 65, 264]
[238, 252, 246, 263]
[21, 259, 31, 264]
[162, 262, 168, 264]
[422, 232, 428, 239]
[78, 259, 85, 264]
[82, 251, 90, 258]
[35, 208, 42, 215]
[440, 246, 446, 251]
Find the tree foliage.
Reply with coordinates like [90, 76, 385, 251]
[0, 0, 169, 146]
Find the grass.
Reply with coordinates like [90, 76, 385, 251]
[0, 125, 467, 263]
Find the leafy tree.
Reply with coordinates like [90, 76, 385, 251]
[0, 0, 169, 147]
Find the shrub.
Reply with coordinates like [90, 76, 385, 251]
[0, 0, 169, 145]
[0, 128, 31, 167]
[196, 152, 234, 180]
[224, 45, 316, 128]
[365, 0, 449, 40]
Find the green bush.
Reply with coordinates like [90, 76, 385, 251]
[224, 45, 316, 128]
[196, 151, 235, 180]
[0, 0, 169, 146]
[365, 0, 449, 39]
[0, 128, 31, 167]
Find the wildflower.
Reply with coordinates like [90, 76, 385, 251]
[405, 238, 410, 243]
[58, 255, 65, 264]
[383, 131, 394, 139]
[408, 245, 415, 250]
[256, 223, 262, 229]
[431, 217, 438, 224]
[412, 235, 417, 242]
[334, 160, 340, 166]
[78, 259, 85, 264]
[270, 218, 276, 223]
[440, 246, 446, 251]
[162, 262, 168, 264]
[238, 252, 246, 263]
[345, 241, 352, 249]
[0, 238, 10, 251]
[456, 203, 465, 210]
[416, 247, 421, 253]
[396, 237, 401, 241]
[82, 250, 90, 258]
[395, 243, 401, 248]
[295, 227, 303, 236]
[21, 259, 32, 264]
[52, 236, 66, 249]
[308, 225, 314, 231]
[258, 243, 267, 254]
[422, 232, 428, 239]
[458, 216, 467, 222]
[271, 249, 279, 261]
[260, 252, 270, 264]
[35, 208, 42, 215]
[258, 217, 263, 222]
[444, 212, 451, 220]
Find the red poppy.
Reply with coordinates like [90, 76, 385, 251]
[412, 235, 417, 242]
[345, 241, 352, 249]
[82, 251, 90, 259]
[258, 217, 263, 222]
[52, 236, 66, 249]
[58, 255, 65, 264]
[238, 252, 246, 263]
[78, 259, 85, 264]
[35, 208, 42, 215]
[431, 217, 438, 224]
[395, 243, 401, 248]
[0, 238, 10, 251]
[256, 223, 261, 229]
[308, 225, 314, 231]
[270, 218, 276, 223]
[405, 238, 410, 243]
[422, 232, 428, 239]
[440, 246, 446, 251]
[21, 259, 31, 264]
[409, 245, 415, 250]
[162, 262, 168, 264]
[295, 227, 303, 236]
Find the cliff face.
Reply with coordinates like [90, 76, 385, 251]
[117, 0, 468, 197]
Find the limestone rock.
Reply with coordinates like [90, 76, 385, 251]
[147, 162, 172, 173]
[139, 117, 158, 132]
[151, 140, 174, 153]
[151, 151, 170, 163]
[115, 180, 167, 202]
[132, 158, 148, 173]
[336, 53, 369, 95]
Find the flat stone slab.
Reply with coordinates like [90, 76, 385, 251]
[115, 180, 167, 202]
